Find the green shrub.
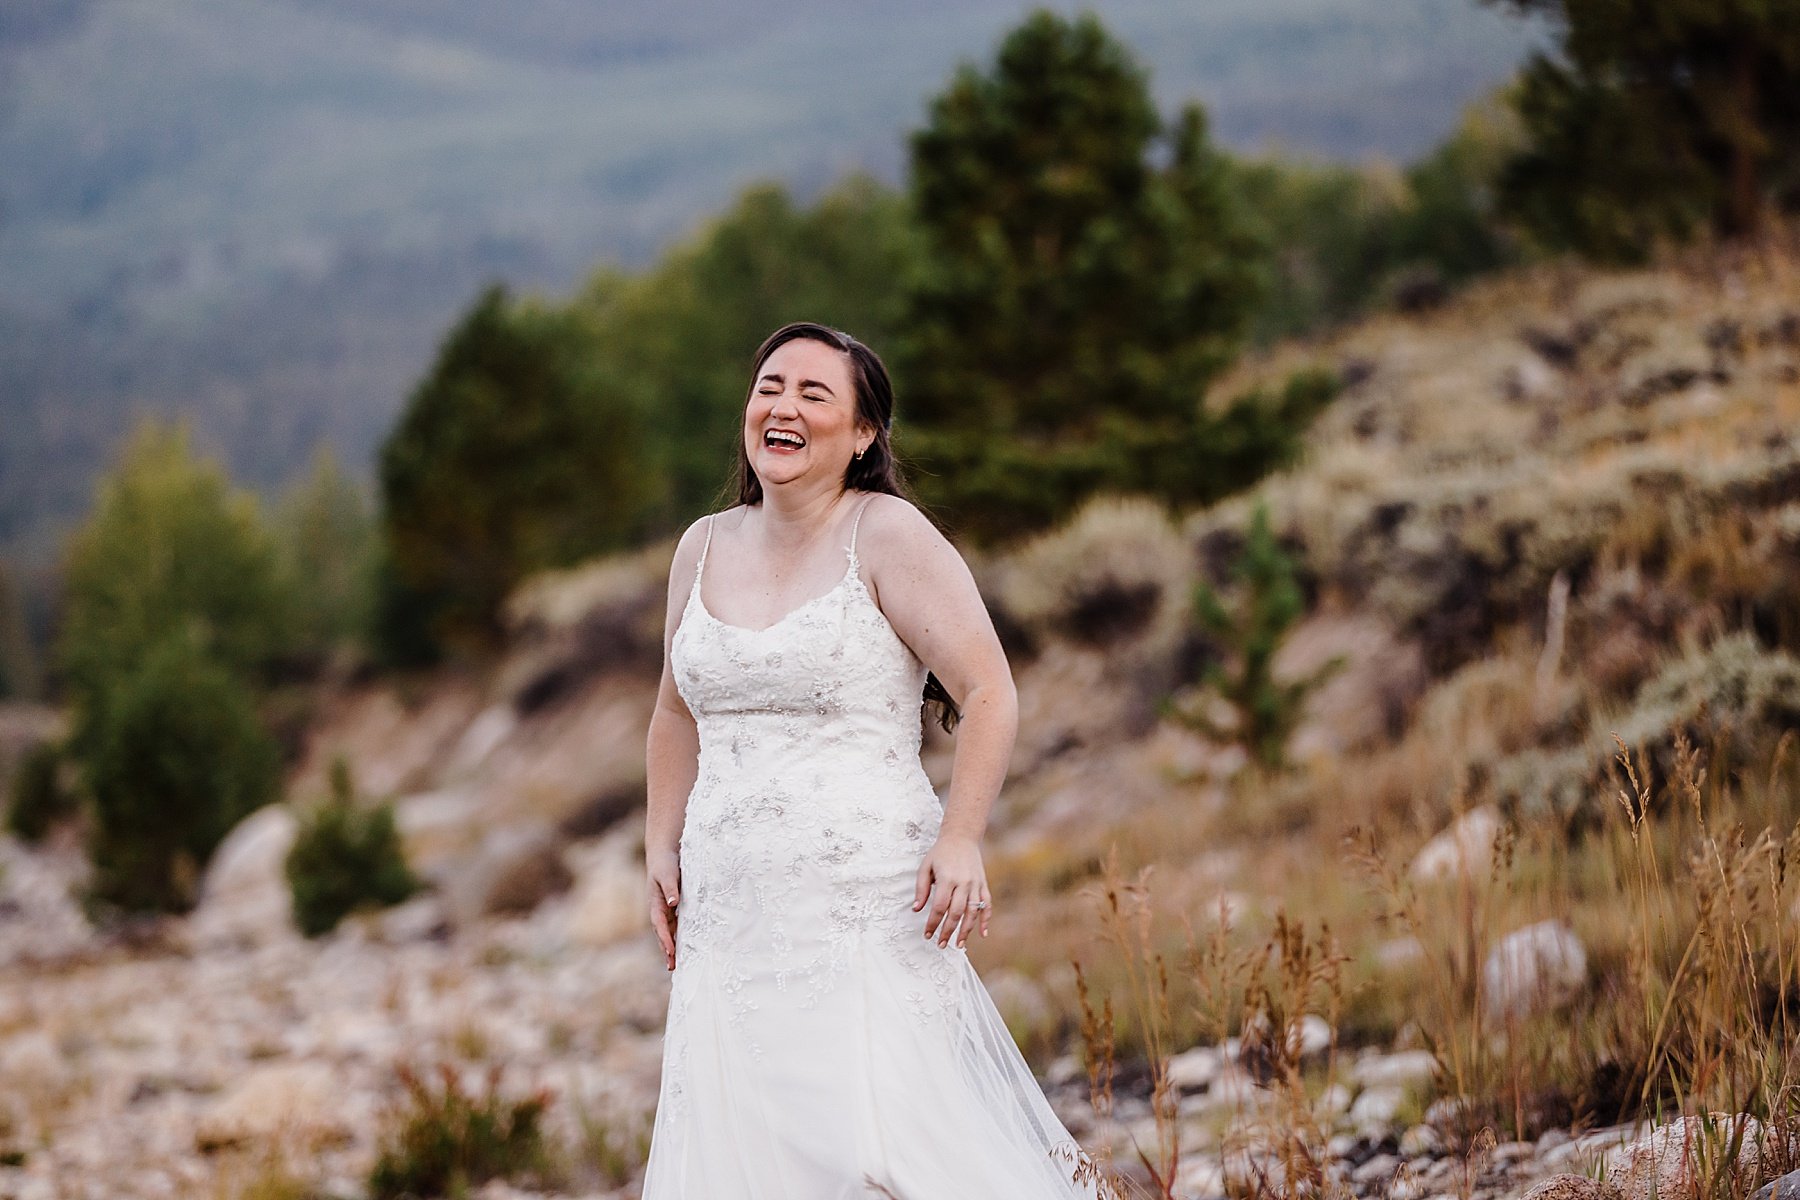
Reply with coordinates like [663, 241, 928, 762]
[368, 1061, 553, 1200]
[5, 739, 75, 844]
[56, 418, 292, 763]
[1176, 500, 1344, 769]
[82, 629, 282, 914]
[286, 757, 419, 937]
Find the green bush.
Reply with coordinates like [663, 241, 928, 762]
[5, 739, 74, 844]
[56, 418, 292, 762]
[368, 1061, 553, 1200]
[83, 630, 281, 914]
[1175, 501, 1345, 769]
[286, 757, 419, 937]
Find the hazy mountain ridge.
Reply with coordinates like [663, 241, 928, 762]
[0, 0, 1543, 567]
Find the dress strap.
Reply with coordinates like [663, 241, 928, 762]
[847, 493, 875, 559]
[692, 514, 716, 592]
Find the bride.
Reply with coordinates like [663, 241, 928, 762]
[639, 322, 1106, 1198]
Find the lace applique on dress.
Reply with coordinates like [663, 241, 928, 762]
[640, 493, 1106, 1199]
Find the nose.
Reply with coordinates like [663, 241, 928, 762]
[769, 388, 799, 419]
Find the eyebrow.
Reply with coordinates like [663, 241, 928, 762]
[758, 372, 836, 397]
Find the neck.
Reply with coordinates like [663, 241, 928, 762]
[757, 479, 850, 547]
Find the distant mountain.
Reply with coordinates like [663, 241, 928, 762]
[0, 0, 1543, 569]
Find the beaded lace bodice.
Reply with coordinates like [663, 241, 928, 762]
[644, 492, 1104, 1197]
[665, 496, 952, 1059]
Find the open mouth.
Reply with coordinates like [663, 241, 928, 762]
[764, 429, 806, 452]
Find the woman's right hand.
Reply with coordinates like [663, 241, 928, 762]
[647, 847, 681, 971]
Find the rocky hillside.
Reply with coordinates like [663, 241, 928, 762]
[3, 237, 1799, 1199]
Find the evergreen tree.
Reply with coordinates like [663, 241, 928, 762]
[375, 284, 656, 662]
[56, 418, 291, 757]
[0, 559, 41, 701]
[1176, 502, 1344, 770]
[574, 174, 914, 523]
[1486, 0, 1800, 260]
[83, 628, 282, 914]
[274, 442, 377, 665]
[898, 10, 1265, 543]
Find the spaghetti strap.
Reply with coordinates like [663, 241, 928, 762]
[692, 514, 716, 591]
[847, 493, 875, 559]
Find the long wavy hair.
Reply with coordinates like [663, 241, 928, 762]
[721, 321, 962, 734]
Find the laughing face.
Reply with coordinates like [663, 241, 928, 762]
[744, 336, 873, 492]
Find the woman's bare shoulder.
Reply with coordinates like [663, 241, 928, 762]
[666, 508, 734, 595]
[856, 491, 945, 548]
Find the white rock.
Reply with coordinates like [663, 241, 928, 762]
[1400, 1123, 1443, 1156]
[1605, 1114, 1767, 1200]
[1168, 1045, 1225, 1092]
[562, 828, 648, 948]
[1481, 919, 1588, 1020]
[1350, 1086, 1405, 1128]
[1353, 1049, 1438, 1090]
[1376, 936, 1426, 970]
[1293, 1013, 1333, 1058]
[188, 804, 299, 948]
[443, 821, 574, 926]
[1517, 1174, 1625, 1200]
[1409, 806, 1502, 883]
[445, 703, 517, 774]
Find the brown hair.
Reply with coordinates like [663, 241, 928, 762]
[720, 321, 962, 734]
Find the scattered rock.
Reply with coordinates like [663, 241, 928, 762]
[1751, 1167, 1800, 1200]
[1512, 1173, 1627, 1200]
[443, 822, 574, 927]
[188, 804, 299, 948]
[1605, 1114, 1766, 1200]
[561, 827, 648, 948]
[373, 893, 451, 943]
[1168, 1044, 1225, 1092]
[1354, 1050, 1438, 1090]
[1409, 806, 1503, 884]
[1482, 920, 1588, 1020]
[1351, 1086, 1406, 1129]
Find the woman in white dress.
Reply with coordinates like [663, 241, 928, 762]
[640, 322, 1107, 1199]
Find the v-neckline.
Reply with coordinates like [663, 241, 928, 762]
[693, 548, 862, 636]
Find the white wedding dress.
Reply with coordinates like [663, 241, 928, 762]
[640, 495, 1105, 1199]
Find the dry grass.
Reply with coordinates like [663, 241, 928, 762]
[1065, 720, 1800, 1200]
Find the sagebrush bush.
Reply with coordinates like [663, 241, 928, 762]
[1488, 632, 1800, 827]
[994, 494, 1192, 660]
[5, 739, 75, 844]
[83, 630, 281, 914]
[368, 1061, 553, 1200]
[286, 757, 418, 937]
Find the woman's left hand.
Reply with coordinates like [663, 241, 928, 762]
[913, 832, 990, 948]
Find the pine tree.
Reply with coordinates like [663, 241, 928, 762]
[1486, 0, 1800, 260]
[1176, 503, 1344, 770]
[898, 10, 1265, 543]
[56, 418, 291, 757]
[374, 284, 656, 662]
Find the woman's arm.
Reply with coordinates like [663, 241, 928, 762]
[645, 519, 707, 970]
[859, 494, 1019, 950]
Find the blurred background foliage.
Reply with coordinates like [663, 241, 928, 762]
[6, 1, 1800, 911]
